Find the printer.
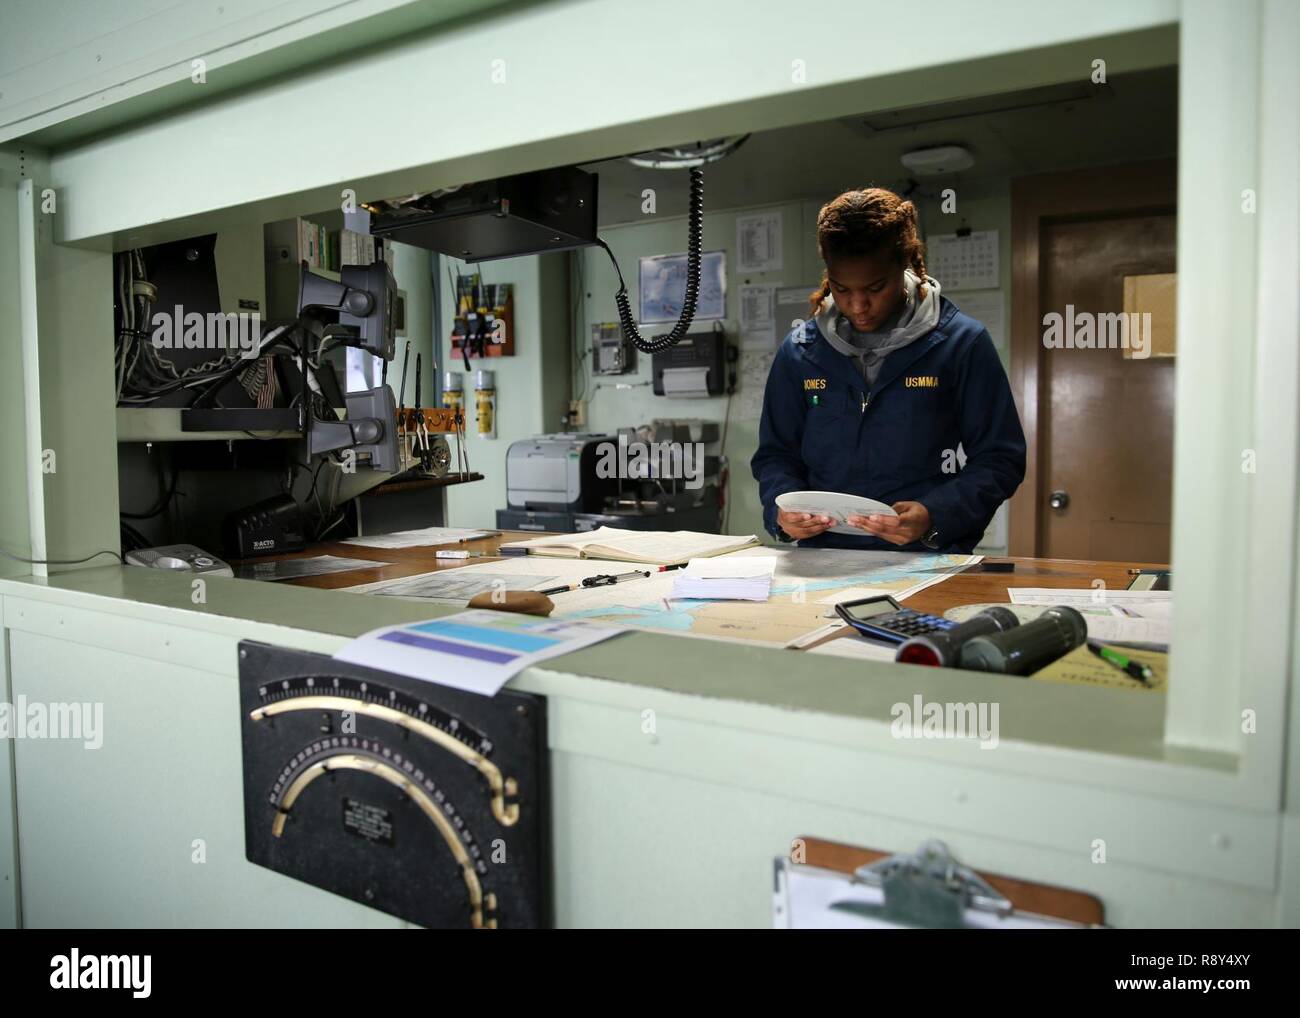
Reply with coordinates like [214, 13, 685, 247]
[495, 423, 725, 534]
[496, 433, 616, 532]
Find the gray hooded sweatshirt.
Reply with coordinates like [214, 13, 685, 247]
[814, 269, 942, 387]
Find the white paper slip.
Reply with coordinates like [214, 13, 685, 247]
[342, 527, 494, 549]
[680, 556, 778, 578]
[776, 491, 898, 535]
[783, 620, 847, 649]
[1083, 615, 1171, 646]
[805, 633, 899, 663]
[671, 556, 777, 601]
[333, 610, 626, 697]
[1008, 587, 1173, 609]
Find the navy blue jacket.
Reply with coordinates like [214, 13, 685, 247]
[750, 297, 1026, 552]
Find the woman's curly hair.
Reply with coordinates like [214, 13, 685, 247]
[808, 188, 927, 315]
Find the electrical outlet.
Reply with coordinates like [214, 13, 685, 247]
[568, 400, 586, 427]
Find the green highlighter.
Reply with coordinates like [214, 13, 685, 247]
[1087, 640, 1154, 684]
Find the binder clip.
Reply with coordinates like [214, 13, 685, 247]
[835, 839, 1012, 929]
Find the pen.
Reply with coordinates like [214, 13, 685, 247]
[582, 570, 650, 587]
[435, 550, 488, 559]
[1087, 640, 1154, 684]
[537, 571, 650, 595]
[657, 563, 687, 571]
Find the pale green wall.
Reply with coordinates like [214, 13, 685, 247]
[0, 149, 33, 579]
[40, 3, 1180, 249]
[580, 200, 810, 541]
[390, 240, 437, 409]
[0, 569, 1285, 929]
[0, 598, 18, 927]
[8, 623, 402, 928]
[0, 0, 517, 145]
[10, 172, 120, 576]
[438, 252, 571, 529]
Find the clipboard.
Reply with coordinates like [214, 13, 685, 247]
[774, 837, 1105, 929]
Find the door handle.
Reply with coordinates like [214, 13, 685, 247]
[1049, 489, 1070, 511]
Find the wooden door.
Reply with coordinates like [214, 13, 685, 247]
[1039, 213, 1176, 561]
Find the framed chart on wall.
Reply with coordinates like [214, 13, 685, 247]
[638, 249, 727, 323]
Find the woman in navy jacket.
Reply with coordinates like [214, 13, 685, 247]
[750, 188, 1026, 552]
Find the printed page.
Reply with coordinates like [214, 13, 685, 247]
[333, 610, 626, 696]
[587, 531, 760, 563]
[499, 526, 638, 555]
[1009, 588, 1173, 609]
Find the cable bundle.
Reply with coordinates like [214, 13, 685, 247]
[601, 167, 704, 354]
[114, 250, 297, 407]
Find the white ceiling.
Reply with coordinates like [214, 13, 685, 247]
[582, 66, 1177, 225]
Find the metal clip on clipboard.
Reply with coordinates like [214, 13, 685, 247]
[834, 840, 1013, 929]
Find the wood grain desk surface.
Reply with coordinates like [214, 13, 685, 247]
[260, 531, 1161, 617]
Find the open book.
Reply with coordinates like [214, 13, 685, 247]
[500, 526, 759, 566]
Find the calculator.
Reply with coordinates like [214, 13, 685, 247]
[833, 594, 958, 644]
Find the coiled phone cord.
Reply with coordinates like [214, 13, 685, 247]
[599, 167, 704, 354]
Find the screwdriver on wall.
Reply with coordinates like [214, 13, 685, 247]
[397, 342, 411, 430]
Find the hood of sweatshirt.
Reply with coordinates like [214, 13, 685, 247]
[814, 269, 942, 386]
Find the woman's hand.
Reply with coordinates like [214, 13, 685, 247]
[847, 501, 932, 546]
[777, 508, 835, 541]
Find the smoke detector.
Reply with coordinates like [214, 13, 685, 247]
[900, 145, 974, 177]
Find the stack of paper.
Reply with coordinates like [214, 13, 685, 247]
[671, 556, 777, 601]
[1007, 588, 1172, 647]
